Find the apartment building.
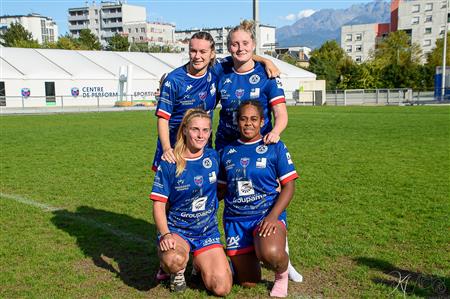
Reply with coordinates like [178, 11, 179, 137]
[341, 0, 449, 63]
[395, 0, 449, 57]
[341, 23, 389, 62]
[175, 24, 276, 54]
[0, 13, 58, 44]
[68, 1, 146, 46]
[123, 21, 175, 45]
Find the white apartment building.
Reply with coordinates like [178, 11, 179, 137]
[68, 1, 146, 46]
[341, 23, 389, 63]
[175, 24, 276, 54]
[341, 0, 450, 63]
[396, 0, 449, 59]
[123, 21, 175, 45]
[0, 13, 58, 44]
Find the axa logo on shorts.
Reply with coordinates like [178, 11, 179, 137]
[226, 235, 240, 248]
[192, 196, 207, 212]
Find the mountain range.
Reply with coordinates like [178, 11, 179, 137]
[275, 0, 391, 49]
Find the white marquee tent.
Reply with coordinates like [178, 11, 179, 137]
[0, 47, 318, 108]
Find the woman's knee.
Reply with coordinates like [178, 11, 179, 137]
[160, 250, 187, 273]
[203, 271, 232, 296]
[258, 245, 288, 272]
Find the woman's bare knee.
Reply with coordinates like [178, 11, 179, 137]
[203, 271, 232, 296]
[160, 250, 187, 273]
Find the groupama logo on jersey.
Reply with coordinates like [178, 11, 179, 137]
[21, 88, 30, 97]
[71, 87, 80, 97]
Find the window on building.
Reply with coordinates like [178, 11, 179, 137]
[425, 27, 432, 34]
[345, 34, 352, 41]
[355, 33, 362, 41]
[412, 4, 420, 12]
[412, 17, 419, 24]
[346, 45, 352, 53]
[425, 3, 433, 11]
[0, 81, 5, 106]
[132, 37, 135, 42]
[355, 45, 362, 52]
[442, 1, 447, 9]
[135, 28, 138, 33]
[423, 39, 431, 46]
[440, 26, 446, 36]
[45, 82, 56, 104]
[139, 36, 143, 40]
[95, 9, 98, 15]
[425, 15, 432, 22]
[355, 56, 362, 63]
[158, 37, 163, 42]
[141, 27, 145, 33]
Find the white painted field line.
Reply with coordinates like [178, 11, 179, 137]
[0, 192, 149, 244]
[1, 192, 63, 212]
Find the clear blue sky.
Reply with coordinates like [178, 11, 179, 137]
[1, 0, 374, 35]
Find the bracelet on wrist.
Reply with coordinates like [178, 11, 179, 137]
[161, 232, 172, 239]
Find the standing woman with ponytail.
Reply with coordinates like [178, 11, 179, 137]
[150, 109, 232, 295]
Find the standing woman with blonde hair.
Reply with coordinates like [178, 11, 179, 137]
[150, 108, 232, 295]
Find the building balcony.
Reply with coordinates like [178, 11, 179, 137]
[68, 14, 89, 21]
[101, 12, 122, 19]
[68, 23, 89, 30]
[102, 22, 122, 28]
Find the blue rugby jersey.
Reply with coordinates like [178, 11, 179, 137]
[155, 65, 218, 146]
[218, 139, 298, 220]
[150, 148, 220, 236]
[215, 62, 286, 150]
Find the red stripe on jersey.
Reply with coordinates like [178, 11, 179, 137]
[269, 96, 286, 106]
[280, 172, 298, 185]
[156, 109, 171, 120]
[150, 193, 168, 203]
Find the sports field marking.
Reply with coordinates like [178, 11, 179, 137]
[1, 192, 63, 212]
[1, 192, 149, 244]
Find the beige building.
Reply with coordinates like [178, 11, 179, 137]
[395, 0, 449, 60]
[175, 24, 276, 54]
[0, 13, 58, 44]
[68, 1, 146, 46]
[123, 21, 175, 45]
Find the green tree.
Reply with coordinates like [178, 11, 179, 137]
[43, 34, 81, 50]
[308, 40, 349, 90]
[107, 34, 129, 51]
[424, 33, 450, 89]
[0, 22, 40, 48]
[78, 29, 101, 50]
[371, 31, 423, 89]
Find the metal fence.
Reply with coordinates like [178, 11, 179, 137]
[325, 89, 448, 106]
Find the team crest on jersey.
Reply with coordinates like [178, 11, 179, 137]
[276, 78, 283, 88]
[194, 175, 204, 187]
[209, 171, 217, 183]
[224, 78, 232, 84]
[203, 157, 212, 168]
[250, 88, 260, 99]
[249, 74, 260, 84]
[192, 196, 207, 212]
[226, 235, 240, 248]
[256, 144, 268, 154]
[235, 89, 245, 99]
[207, 72, 212, 82]
[199, 91, 207, 101]
[210, 83, 216, 95]
[238, 180, 255, 196]
[256, 158, 267, 168]
[240, 157, 250, 168]
[286, 152, 293, 164]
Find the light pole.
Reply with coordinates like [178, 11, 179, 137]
[441, 0, 449, 100]
[253, 0, 260, 55]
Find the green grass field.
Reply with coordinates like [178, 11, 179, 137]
[1, 106, 449, 298]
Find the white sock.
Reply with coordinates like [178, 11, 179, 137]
[286, 237, 303, 282]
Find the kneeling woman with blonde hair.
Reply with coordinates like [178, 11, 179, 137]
[150, 108, 232, 295]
